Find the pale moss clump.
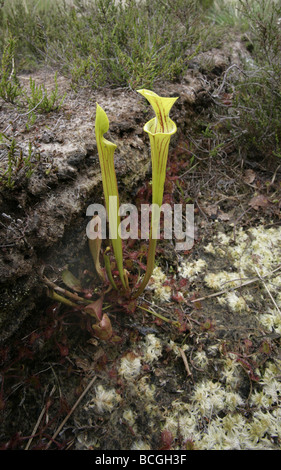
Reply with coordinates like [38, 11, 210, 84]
[217, 232, 231, 245]
[172, 358, 280, 449]
[118, 352, 142, 381]
[259, 361, 281, 404]
[204, 270, 242, 290]
[245, 410, 281, 448]
[249, 390, 273, 409]
[203, 225, 281, 329]
[163, 400, 198, 443]
[191, 380, 230, 417]
[259, 308, 281, 334]
[178, 258, 207, 281]
[88, 351, 281, 449]
[136, 376, 156, 402]
[225, 292, 248, 313]
[193, 350, 209, 369]
[87, 385, 121, 413]
[227, 225, 280, 280]
[204, 225, 281, 282]
[220, 356, 241, 388]
[162, 376, 246, 449]
[163, 368, 280, 449]
[136, 377, 159, 422]
[224, 391, 245, 411]
[160, 353, 279, 449]
[118, 334, 163, 383]
[196, 415, 247, 450]
[131, 440, 151, 450]
[204, 242, 216, 254]
[123, 408, 137, 429]
[148, 266, 171, 302]
[142, 334, 162, 364]
[205, 276, 249, 313]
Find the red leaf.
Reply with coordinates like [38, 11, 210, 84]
[84, 296, 103, 321]
[92, 314, 113, 341]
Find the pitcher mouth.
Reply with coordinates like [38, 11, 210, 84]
[144, 117, 177, 137]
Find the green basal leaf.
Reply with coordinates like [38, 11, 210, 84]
[104, 250, 118, 290]
[47, 288, 78, 307]
[95, 103, 127, 290]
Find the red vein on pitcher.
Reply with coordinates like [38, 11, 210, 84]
[95, 103, 127, 290]
[132, 89, 178, 298]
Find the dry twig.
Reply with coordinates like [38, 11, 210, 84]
[25, 385, 56, 450]
[179, 347, 192, 378]
[45, 375, 97, 450]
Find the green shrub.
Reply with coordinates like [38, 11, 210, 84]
[229, 0, 281, 161]
[0, 35, 22, 103]
[50, 0, 206, 89]
[231, 71, 281, 160]
[0, 135, 40, 189]
[0, 0, 215, 89]
[25, 72, 66, 114]
[238, 0, 281, 65]
[207, 0, 249, 30]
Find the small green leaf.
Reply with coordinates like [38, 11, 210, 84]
[61, 269, 82, 292]
[47, 289, 78, 307]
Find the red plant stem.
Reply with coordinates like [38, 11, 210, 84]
[131, 237, 157, 299]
